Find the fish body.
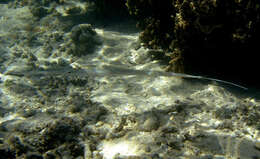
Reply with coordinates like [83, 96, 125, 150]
[4, 64, 248, 90]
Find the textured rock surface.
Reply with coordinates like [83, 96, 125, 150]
[126, 0, 260, 87]
[0, 1, 260, 159]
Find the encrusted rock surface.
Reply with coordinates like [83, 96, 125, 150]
[0, 1, 260, 159]
[126, 0, 260, 87]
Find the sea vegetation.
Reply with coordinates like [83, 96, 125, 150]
[88, 0, 129, 19]
[125, 0, 260, 87]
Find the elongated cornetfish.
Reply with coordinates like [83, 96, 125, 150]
[97, 64, 247, 90]
[4, 63, 248, 90]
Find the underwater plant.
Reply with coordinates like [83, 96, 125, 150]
[126, 0, 260, 87]
[86, 0, 129, 19]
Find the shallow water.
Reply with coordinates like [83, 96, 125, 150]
[0, 1, 260, 159]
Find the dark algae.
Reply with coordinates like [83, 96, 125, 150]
[125, 0, 260, 88]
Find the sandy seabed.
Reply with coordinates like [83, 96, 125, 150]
[0, 1, 260, 159]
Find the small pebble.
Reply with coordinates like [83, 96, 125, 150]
[142, 116, 159, 132]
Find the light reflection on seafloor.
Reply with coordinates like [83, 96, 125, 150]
[0, 1, 260, 159]
[99, 139, 141, 159]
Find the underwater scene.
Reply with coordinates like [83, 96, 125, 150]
[0, 0, 260, 159]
